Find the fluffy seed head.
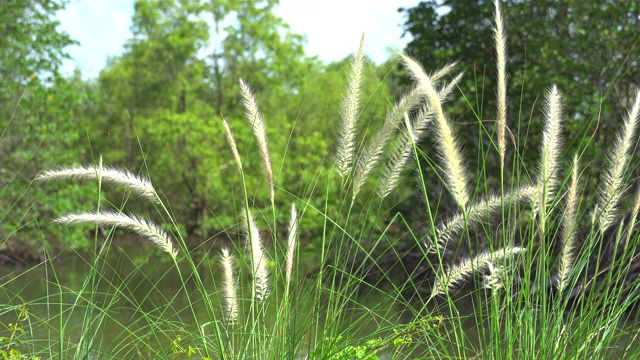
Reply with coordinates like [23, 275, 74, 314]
[239, 79, 274, 204]
[242, 210, 269, 301]
[55, 211, 178, 260]
[222, 117, 243, 175]
[536, 85, 564, 235]
[494, 0, 508, 170]
[377, 72, 464, 199]
[335, 33, 365, 179]
[400, 54, 469, 210]
[36, 165, 158, 203]
[433, 247, 526, 296]
[220, 247, 239, 325]
[433, 185, 537, 250]
[353, 86, 423, 199]
[558, 155, 580, 292]
[595, 90, 640, 232]
[285, 204, 298, 288]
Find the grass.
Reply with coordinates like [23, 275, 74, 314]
[3, 0, 640, 358]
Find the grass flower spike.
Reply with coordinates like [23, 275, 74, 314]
[558, 155, 580, 292]
[222, 117, 243, 175]
[434, 185, 537, 250]
[220, 247, 239, 325]
[595, 90, 640, 232]
[378, 72, 464, 199]
[55, 211, 178, 260]
[239, 79, 274, 204]
[400, 54, 470, 210]
[285, 204, 298, 289]
[537, 85, 564, 235]
[243, 210, 269, 301]
[494, 0, 508, 170]
[335, 33, 365, 179]
[36, 164, 158, 203]
[433, 247, 526, 296]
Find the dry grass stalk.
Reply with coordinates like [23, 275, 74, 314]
[55, 211, 178, 260]
[335, 34, 366, 179]
[36, 165, 158, 203]
[239, 79, 274, 204]
[220, 247, 239, 325]
[594, 90, 640, 232]
[400, 54, 469, 210]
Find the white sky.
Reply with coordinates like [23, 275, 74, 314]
[57, 0, 420, 78]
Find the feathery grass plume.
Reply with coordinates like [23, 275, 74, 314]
[483, 262, 505, 291]
[400, 54, 469, 210]
[335, 33, 365, 179]
[242, 210, 269, 301]
[594, 90, 640, 233]
[433, 246, 526, 296]
[494, 0, 508, 171]
[222, 117, 243, 175]
[378, 72, 464, 199]
[378, 107, 433, 199]
[55, 211, 178, 260]
[285, 204, 298, 288]
[433, 185, 537, 250]
[624, 188, 640, 250]
[239, 79, 274, 204]
[220, 247, 238, 325]
[536, 85, 564, 235]
[352, 61, 461, 199]
[36, 164, 158, 203]
[404, 113, 415, 142]
[558, 155, 580, 292]
[351, 87, 422, 198]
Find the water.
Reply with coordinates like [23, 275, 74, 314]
[6, 244, 636, 358]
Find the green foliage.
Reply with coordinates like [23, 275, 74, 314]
[399, 0, 640, 200]
[85, 0, 393, 237]
[7, 0, 640, 359]
[0, 0, 76, 90]
[310, 317, 443, 360]
[401, 0, 639, 124]
[0, 0, 97, 254]
[0, 303, 39, 360]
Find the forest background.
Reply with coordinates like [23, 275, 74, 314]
[1, 0, 638, 263]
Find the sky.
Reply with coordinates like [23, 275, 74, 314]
[57, 0, 420, 79]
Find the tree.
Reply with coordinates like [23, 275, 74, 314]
[399, 0, 640, 195]
[88, 0, 394, 237]
[0, 0, 76, 114]
[0, 0, 95, 261]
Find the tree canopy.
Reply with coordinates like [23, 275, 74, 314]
[399, 0, 640, 199]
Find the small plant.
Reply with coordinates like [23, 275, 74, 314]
[0, 303, 39, 360]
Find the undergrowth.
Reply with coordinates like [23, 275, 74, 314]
[1, 1, 640, 359]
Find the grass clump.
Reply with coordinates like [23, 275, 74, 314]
[4, 1, 640, 359]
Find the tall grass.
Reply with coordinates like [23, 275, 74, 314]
[3, 1, 640, 359]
